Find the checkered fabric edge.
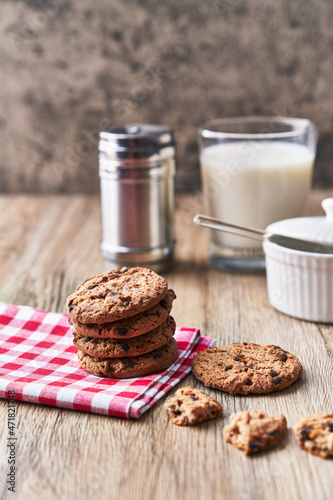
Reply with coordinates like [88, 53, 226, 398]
[0, 302, 216, 419]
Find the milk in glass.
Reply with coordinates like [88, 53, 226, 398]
[200, 141, 314, 249]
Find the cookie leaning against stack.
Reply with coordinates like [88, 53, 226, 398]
[67, 267, 178, 378]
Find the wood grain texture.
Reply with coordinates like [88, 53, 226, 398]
[0, 192, 332, 500]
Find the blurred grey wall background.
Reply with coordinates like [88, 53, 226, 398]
[1, 0, 332, 193]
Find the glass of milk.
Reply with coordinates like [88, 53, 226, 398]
[198, 116, 318, 273]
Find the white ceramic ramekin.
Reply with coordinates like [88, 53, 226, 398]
[264, 241, 333, 322]
[264, 198, 333, 323]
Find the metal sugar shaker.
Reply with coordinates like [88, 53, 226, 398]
[99, 124, 176, 272]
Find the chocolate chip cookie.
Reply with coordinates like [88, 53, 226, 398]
[78, 338, 178, 378]
[67, 267, 168, 324]
[164, 386, 223, 426]
[224, 411, 287, 455]
[191, 342, 302, 395]
[295, 413, 333, 459]
[73, 316, 176, 358]
[70, 289, 176, 339]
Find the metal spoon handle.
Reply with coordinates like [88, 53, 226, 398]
[193, 214, 265, 242]
[193, 214, 333, 254]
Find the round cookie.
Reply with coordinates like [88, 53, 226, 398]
[191, 342, 302, 395]
[73, 316, 176, 358]
[224, 411, 287, 455]
[77, 338, 179, 378]
[70, 289, 176, 339]
[295, 413, 333, 459]
[67, 267, 168, 324]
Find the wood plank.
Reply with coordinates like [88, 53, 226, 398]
[0, 191, 332, 500]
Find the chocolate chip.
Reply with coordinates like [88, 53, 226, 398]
[273, 376, 283, 385]
[170, 315, 174, 321]
[111, 292, 121, 296]
[107, 367, 115, 373]
[117, 328, 129, 336]
[159, 298, 168, 308]
[173, 409, 182, 416]
[300, 425, 312, 439]
[125, 361, 134, 369]
[153, 352, 163, 359]
[189, 395, 197, 401]
[82, 337, 93, 343]
[218, 349, 227, 352]
[277, 353, 288, 362]
[268, 429, 279, 436]
[249, 440, 260, 453]
[69, 303, 77, 312]
[274, 345, 282, 349]
[120, 342, 130, 353]
[268, 371, 278, 377]
[242, 365, 251, 370]
[325, 422, 333, 432]
[124, 301, 130, 307]
[215, 363, 223, 367]
[245, 380, 253, 386]
[225, 366, 232, 371]
[91, 339, 98, 344]
[121, 268, 129, 273]
[234, 356, 243, 362]
[87, 284, 99, 290]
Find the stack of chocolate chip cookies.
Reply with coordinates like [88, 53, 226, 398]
[66, 267, 178, 378]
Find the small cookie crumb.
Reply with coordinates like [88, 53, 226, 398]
[295, 413, 333, 459]
[164, 386, 222, 426]
[224, 411, 287, 455]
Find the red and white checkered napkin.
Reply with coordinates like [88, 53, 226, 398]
[0, 303, 216, 419]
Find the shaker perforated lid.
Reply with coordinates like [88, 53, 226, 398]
[99, 124, 175, 162]
[266, 198, 333, 244]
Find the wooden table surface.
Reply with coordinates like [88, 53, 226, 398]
[0, 191, 332, 500]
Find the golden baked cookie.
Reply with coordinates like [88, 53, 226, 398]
[191, 342, 302, 395]
[73, 316, 176, 358]
[67, 267, 168, 324]
[70, 289, 176, 339]
[77, 338, 178, 378]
